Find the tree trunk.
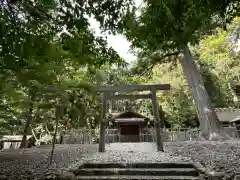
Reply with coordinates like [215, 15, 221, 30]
[49, 104, 61, 165]
[30, 125, 38, 144]
[179, 45, 230, 140]
[20, 92, 35, 148]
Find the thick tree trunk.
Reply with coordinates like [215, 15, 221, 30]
[179, 45, 230, 140]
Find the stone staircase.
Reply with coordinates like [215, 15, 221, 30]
[70, 162, 203, 180]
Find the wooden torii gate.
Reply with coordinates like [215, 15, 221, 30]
[96, 84, 170, 152]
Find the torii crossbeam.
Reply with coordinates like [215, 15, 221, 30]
[96, 84, 171, 152]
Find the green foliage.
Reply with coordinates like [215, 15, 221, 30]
[121, 0, 239, 58]
[199, 30, 229, 63]
[146, 61, 196, 127]
[137, 18, 240, 127]
[1, 0, 239, 138]
[196, 19, 240, 107]
[0, 0, 135, 140]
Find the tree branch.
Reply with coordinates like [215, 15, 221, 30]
[139, 51, 180, 76]
[25, 0, 59, 22]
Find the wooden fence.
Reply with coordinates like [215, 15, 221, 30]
[62, 127, 240, 144]
[105, 127, 239, 143]
[62, 129, 95, 144]
[148, 128, 201, 142]
[105, 128, 201, 143]
[3, 127, 238, 148]
[61, 128, 202, 144]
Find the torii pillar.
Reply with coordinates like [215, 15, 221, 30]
[96, 84, 170, 152]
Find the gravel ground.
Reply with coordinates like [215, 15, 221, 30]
[0, 144, 98, 179]
[165, 140, 240, 174]
[0, 141, 240, 179]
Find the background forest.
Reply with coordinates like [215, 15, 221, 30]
[0, 0, 240, 144]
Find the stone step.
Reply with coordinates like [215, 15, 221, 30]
[72, 168, 199, 176]
[76, 175, 200, 180]
[80, 163, 195, 169]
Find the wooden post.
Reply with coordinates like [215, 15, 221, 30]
[151, 87, 164, 151]
[98, 93, 107, 152]
[106, 126, 108, 144]
[139, 126, 142, 142]
[185, 129, 187, 141]
[118, 124, 121, 142]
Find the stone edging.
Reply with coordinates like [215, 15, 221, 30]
[193, 163, 226, 180]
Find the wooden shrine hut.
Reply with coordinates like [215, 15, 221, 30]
[214, 108, 240, 137]
[107, 111, 154, 142]
[215, 108, 240, 126]
[0, 135, 36, 150]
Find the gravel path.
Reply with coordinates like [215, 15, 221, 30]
[0, 141, 240, 179]
[83, 143, 190, 164]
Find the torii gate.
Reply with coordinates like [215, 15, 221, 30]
[96, 84, 170, 152]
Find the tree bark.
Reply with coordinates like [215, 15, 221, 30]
[179, 45, 230, 140]
[30, 124, 38, 144]
[20, 91, 35, 148]
[49, 104, 61, 165]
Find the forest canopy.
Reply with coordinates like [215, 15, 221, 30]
[0, 0, 240, 143]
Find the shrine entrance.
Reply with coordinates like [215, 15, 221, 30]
[120, 124, 139, 136]
[95, 84, 171, 152]
[108, 110, 150, 142]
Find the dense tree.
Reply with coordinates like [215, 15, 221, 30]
[0, 0, 136, 146]
[129, 17, 240, 129]
[1, 0, 240, 145]
[121, 0, 240, 140]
